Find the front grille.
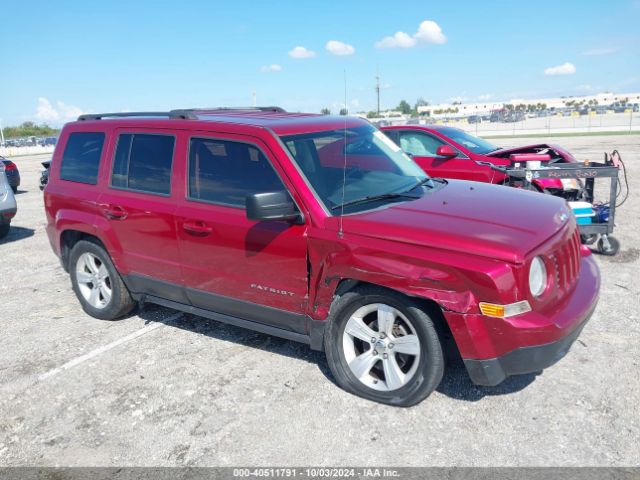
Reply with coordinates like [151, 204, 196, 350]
[549, 227, 581, 294]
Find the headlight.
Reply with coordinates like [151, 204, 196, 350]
[529, 256, 547, 297]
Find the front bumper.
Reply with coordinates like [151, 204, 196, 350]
[463, 301, 596, 386]
[444, 255, 600, 386]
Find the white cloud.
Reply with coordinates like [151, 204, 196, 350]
[35, 97, 84, 123]
[583, 47, 617, 56]
[375, 20, 446, 49]
[414, 20, 447, 44]
[325, 40, 355, 56]
[260, 64, 282, 73]
[375, 32, 417, 49]
[576, 84, 595, 92]
[477, 93, 493, 101]
[544, 62, 576, 76]
[288, 46, 316, 59]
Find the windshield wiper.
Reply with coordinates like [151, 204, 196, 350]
[401, 177, 434, 193]
[330, 191, 421, 211]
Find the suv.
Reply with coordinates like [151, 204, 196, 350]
[44, 108, 600, 406]
[0, 161, 17, 238]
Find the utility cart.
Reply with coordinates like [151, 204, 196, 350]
[484, 160, 622, 255]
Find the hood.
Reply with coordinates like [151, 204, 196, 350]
[341, 180, 571, 264]
[486, 143, 576, 162]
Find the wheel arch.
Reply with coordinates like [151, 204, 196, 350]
[326, 278, 460, 360]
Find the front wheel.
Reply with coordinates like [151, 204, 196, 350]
[324, 286, 444, 407]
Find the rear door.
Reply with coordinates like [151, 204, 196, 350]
[176, 132, 309, 333]
[98, 128, 184, 300]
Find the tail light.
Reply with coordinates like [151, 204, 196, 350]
[3, 161, 16, 171]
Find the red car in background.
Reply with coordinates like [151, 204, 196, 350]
[381, 125, 580, 198]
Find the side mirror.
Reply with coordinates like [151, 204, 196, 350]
[246, 191, 303, 224]
[436, 145, 458, 158]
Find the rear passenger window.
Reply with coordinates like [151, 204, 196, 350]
[60, 132, 105, 184]
[111, 133, 174, 195]
[188, 138, 285, 206]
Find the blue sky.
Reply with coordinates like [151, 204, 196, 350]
[1, 0, 639, 125]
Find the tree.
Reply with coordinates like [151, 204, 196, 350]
[339, 108, 348, 116]
[397, 100, 412, 115]
[320, 108, 331, 115]
[3, 122, 59, 139]
[366, 111, 378, 119]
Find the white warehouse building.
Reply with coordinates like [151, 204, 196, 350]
[417, 92, 640, 117]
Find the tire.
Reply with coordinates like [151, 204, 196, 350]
[597, 235, 620, 256]
[324, 286, 444, 407]
[69, 239, 136, 320]
[0, 222, 9, 239]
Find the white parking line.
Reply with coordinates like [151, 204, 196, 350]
[38, 312, 183, 382]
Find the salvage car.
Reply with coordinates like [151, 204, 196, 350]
[1, 157, 21, 193]
[44, 108, 599, 406]
[39, 159, 51, 190]
[0, 161, 17, 238]
[381, 125, 581, 199]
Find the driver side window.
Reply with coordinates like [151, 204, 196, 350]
[399, 131, 445, 156]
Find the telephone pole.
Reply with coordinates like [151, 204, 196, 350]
[375, 74, 381, 115]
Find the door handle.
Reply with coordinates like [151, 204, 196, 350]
[183, 221, 212, 236]
[100, 204, 128, 220]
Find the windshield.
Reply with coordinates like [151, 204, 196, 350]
[436, 127, 498, 154]
[281, 124, 429, 214]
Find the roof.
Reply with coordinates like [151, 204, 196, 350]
[75, 108, 369, 136]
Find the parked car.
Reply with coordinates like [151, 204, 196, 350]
[44, 108, 599, 406]
[39, 160, 51, 190]
[381, 125, 581, 199]
[1, 157, 20, 193]
[0, 161, 17, 239]
[467, 115, 482, 124]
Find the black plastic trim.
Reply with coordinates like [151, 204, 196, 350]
[123, 273, 326, 348]
[463, 303, 596, 386]
[143, 295, 311, 346]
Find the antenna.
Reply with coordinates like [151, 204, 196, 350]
[338, 69, 348, 238]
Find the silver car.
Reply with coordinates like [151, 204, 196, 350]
[0, 161, 17, 239]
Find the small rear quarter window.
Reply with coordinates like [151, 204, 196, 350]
[59, 132, 105, 184]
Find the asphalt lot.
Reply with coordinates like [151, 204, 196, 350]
[0, 134, 638, 467]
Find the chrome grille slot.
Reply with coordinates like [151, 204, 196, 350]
[548, 226, 581, 295]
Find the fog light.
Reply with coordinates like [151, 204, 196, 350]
[479, 300, 531, 318]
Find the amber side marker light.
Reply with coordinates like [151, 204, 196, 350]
[479, 300, 532, 318]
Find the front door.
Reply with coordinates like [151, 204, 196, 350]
[396, 130, 477, 181]
[176, 133, 309, 333]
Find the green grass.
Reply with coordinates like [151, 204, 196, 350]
[483, 130, 639, 139]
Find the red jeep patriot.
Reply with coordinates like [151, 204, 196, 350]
[44, 108, 600, 406]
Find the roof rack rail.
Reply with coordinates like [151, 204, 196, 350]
[77, 111, 197, 121]
[77, 106, 285, 121]
[188, 106, 286, 113]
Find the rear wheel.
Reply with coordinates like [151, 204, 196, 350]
[69, 240, 136, 320]
[324, 286, 444, 406]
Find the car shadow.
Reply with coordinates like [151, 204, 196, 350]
[0, 226, 35, 244]
[136, 304, 538, 401]
[137, 303, 334, 380]
[14, 189, 27, 195]
[436, 357, 538, 402]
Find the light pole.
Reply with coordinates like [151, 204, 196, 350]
[0, 118, 5, 147]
